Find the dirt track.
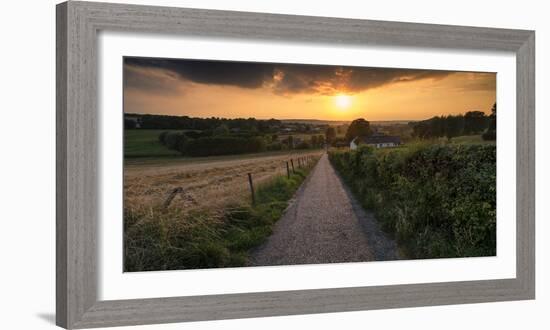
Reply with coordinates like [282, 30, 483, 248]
[250, 153, 399, 265]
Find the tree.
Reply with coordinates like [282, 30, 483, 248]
[325, 127, 336, 145]
[310, 135, 318, 146]
[463, 111, 488, 134]
[296, 141, 311, 149]
[124, 119, 137, 129]
[162, 132, 188, 154]
[285, 135, 294, 149]
[213, 124, 229, 136]
[482, 102, 497, 141]
[444, 115, 464, 141]
[488, 102, 497, 130]
[158, 131, 168, 144]
[317, 134, 325, 146]
[344, 118, 373, 142]
[184, 136, 266, 156]
[413, 116, 446, 139]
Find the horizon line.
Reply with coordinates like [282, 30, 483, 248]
[124, 113, 418, 122]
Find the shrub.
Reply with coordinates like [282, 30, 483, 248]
[267, 142, 283, 151]
[162, 131, 188, 154]
[295, 141, 311, 149]
[329, 144, 496, 259]
[158, 131, 168, 144]
[185, 136, 266, 156]
[482, 129, 496, 141]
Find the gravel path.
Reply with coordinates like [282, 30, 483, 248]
[249, 153, 399, 266]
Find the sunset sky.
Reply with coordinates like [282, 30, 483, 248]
[123, 57, 496, 121]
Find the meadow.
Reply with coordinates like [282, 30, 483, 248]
[124, 129, 181, 157]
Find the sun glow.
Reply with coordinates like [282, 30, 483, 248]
[335, 94, 352, 109]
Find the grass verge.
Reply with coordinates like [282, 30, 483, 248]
[123, 164, 316, 272]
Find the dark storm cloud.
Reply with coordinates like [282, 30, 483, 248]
[124, 57, 491, 95]
[348, 68, 452, 91]
[271, 65, 453, 95]
[124, 63, 182, 94]
[270, 65, 350, 95]
[124, 57, 273, 89]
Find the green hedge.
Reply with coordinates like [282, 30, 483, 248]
[159, 133, 267, 157]
[161, 131, 187, 153]
[185, 136, 266, 156]
[329, 144, 496, 259]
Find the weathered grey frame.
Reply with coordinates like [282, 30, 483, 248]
[56, 1, 535, 328]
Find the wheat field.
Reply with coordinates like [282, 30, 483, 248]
[124, 150, 324, 216]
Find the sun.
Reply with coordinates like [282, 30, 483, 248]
[334, 94, 352, 109]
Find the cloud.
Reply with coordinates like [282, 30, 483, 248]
[348, 68, 452, 92]
[124, 57, 492, 96]
[124, 64, 183, 94]
[453, 72, 496, 92]
[270, 66, 453, 95]
[124, 57, 272, 90]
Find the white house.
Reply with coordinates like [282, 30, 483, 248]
[350, 135, 401, 150]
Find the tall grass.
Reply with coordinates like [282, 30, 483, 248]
[124, 164, 315, 272]
[329, 144, 496, 259]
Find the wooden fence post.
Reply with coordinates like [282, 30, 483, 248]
[247, 173, 256, 206]
[286, 161, 290, 178]
[290, 159, 295, 173]
[164, 187, 184, 208]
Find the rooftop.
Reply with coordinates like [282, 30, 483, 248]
[353, 135, 401, 145]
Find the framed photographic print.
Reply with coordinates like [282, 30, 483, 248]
[56, 1, 535, 328]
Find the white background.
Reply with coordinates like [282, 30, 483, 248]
[0, 0, 548, 329]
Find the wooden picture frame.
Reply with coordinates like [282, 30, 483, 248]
[56, 1, 535, 328]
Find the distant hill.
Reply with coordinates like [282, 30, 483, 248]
[280, 119, 350, 125]
[125, 113, 416, 128]
[281, 119, 415, 126]
[371, 120, 416, 126]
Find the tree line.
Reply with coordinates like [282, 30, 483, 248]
[411, 103, 496, 141]
[158, 130, 326, 157]
[125, 113, 283, 133]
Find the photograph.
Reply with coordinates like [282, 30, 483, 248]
[123, 56, 497, 272]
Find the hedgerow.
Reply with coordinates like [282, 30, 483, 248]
[329, 144, 496, 259]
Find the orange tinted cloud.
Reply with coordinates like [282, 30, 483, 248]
[124, 57, 496, 121]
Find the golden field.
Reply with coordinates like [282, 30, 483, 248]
[124, 150, 324, 216]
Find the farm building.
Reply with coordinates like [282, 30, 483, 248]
[350, 135, 401, 149]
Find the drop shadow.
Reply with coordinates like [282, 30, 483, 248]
[36, 313, 56, 325]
